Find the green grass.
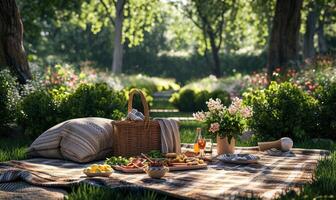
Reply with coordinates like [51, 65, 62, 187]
[66, 184, 167, 200]
[151, 98, 176, 110]
[150, 112, 193, 118]
[180, 120, 206, 143]
[0, 136, 32, 162]
[277, 152, 336, 199]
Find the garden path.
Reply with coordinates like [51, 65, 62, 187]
[151, 90, 194, 121]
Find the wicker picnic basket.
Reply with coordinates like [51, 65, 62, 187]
[111, 89, 161, 156]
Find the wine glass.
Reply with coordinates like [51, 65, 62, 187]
[197, 137, 206, 158]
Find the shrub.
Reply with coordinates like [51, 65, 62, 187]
[315, 83, 336, 140]
[18, 90, 58, 137]
[61, 83, 126, 120]
[210, 90, 231, 106]
[170, 89, 196, 112]
[171, 89, 231, 112]
[180, 75, 244, 96]
[194, 91, 211, 111]
[244, 82, 318, 141]
[0, 69, 20, 130]
[18, 83, 127, 138]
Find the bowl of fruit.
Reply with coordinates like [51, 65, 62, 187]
[144, 161, 169, 179]
[83, 164, 113, 177]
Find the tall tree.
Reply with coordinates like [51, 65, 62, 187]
[182, 0, 231, 77]
[316, 0, 336, 54]
[267, 0, 303, 76]
[112, 0, 125, 74]
[17, 0, 83, 57]
[0, 0, 31, 83]
[303, 1, 317, 59]
[78, 0, 160, 74]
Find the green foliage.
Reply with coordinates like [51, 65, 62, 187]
[171, 89, 231, 112]
[61, 83, 126, 120]
[19, 83, 126, 138]
[118, 74, 180, 94]
[180, 74, 245, 95]
[0, 136, 31, 162]
[278, 152, 336, 199]
[170, 89, 196, 112]
[194, 90, 210, 111]
[18, 90, 59, 137]
[244, 82, 318, 141]
[67, 184, 164, 200]
[194, 90, 231, 111]
[105, 156, 129, 166]
[312, 152, 336, 194]
[0, 69, 20, 130]
[315, 83, 336, 140]
[78, 0, 161, 47]
[39, 63, 180, 94]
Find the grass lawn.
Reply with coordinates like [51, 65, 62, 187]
[151, 98, 176, 110]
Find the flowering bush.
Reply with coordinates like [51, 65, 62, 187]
[44, 64, 87, 90]
[193, 98, 253, 143]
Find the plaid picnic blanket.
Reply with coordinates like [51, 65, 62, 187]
[0, 146, 329, 200]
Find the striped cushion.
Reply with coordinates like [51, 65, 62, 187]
[27, 117, 113, 163]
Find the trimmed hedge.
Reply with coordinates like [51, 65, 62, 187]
[170, 89, 231, 112]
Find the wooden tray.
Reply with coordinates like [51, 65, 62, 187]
[113, 164, 207, 173]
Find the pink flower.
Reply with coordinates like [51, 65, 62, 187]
[193, 111, 206, 121]
[228, 106, 238, 115]
[206, 98, 224, 112]
[241, 107, 253, 118]
[228, 97, 242, 115]
[209, 122, 220, 133]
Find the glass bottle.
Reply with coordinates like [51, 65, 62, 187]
[193, 128, 201, 154]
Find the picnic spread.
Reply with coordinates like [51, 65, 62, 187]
[0, 145, 329, 200]
[0, 89, 331, 199]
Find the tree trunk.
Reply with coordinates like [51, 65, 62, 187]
[317, 19, 327, 54]
[112, 0, 125, 74]
[208, 30, 221, 77]
[267, 0, 303, 76]
[0, 0, 31, 83]
[303, 3, 317, 60]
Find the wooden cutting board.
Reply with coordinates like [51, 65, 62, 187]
[113, 164, 208, 173]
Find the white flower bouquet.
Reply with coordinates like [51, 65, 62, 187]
[193, 97, 253, 143]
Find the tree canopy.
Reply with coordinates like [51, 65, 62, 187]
[9, 0, 336, 81]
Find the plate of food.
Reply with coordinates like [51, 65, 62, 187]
[83, 164, 113, 177]
[105, 151, 207, 173]
[217, 154, 260, 164]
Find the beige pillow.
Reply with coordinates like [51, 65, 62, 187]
[27, 117, 113, 163]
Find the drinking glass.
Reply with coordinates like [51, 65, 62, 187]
[197, 137, 206, 158]
[204, 139, 213, 155]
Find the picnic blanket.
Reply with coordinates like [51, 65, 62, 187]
[0, 146, 329, 200]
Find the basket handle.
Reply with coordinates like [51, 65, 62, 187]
[128, 89, 150, 121]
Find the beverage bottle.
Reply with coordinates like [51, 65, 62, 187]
[193, 128, 201, 154]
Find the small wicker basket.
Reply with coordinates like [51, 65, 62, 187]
[112, 89, 161, 157]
